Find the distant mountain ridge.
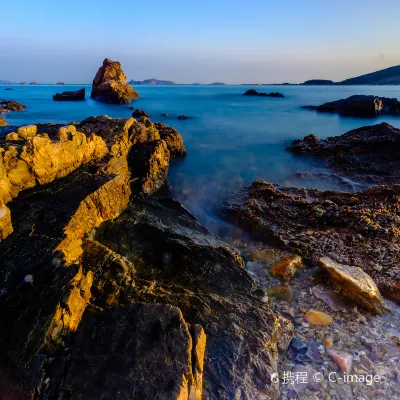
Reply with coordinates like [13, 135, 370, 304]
[128, 78, 175, 85]
[302, 65, 400, 85]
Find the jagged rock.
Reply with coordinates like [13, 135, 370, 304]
[319, 257, 389, 314]
[0, 100, 27, 113]
[17, 124, 37, 139]
[244, 248, 276, 264]
[327, 349, 353, 373]
[62, 304, 205, 400]
[5, 132, 20, 141]
[85, 196, 292, 399]
[178, 115, 189, 120]
[132, 109, 150, 118]
[289, 122, 400, 184]
[223, 179, 400, 302]
[53, 88, 85, 101]
[303, 95, 400, 117]
[311, 284, 347, 311]
[0, 117, 6, 126]
[154, 122, 186, 156]
[91, 58, 139, 104]
[243, 89, 284, 98]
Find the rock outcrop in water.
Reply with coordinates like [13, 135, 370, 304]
[0, 100, 27, 113]
[0, 116, 291, 399]
[91, 58, 139, 104]
[53, 88, 85, 101]
[302, 95, 400, 117]
[289, 122, 400, 184]
[0, 117, 6, 126]
[223, 179, 399, 304]
[244, 89, 285, 98]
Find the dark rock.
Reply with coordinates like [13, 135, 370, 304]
[178, 115, 189, 120]
[290, 337, 307, 353]
[222, 179, 400, 302]
[154, 122, 186, 156]
[91, 58, 139, 104]
[161, 113, 169, 116]
[303, 79, 333, 85]
[0, 100, 27, 113]
[289, 122, 400, 184]
[132, 109, 150, 118]
[303, 95, 400, 117]
[243, 89, 285, 98]
[128, 106, 135, 110]
[53, 88, 85, 101]
[4, 88, 13, 91]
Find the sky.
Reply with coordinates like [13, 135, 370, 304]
[1, 0, 400, 84]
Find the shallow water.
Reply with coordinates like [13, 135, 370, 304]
[2, 84, 400, 231]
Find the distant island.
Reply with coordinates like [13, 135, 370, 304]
[302, 65, 400, 85]
[211, 82, 226, 85]
[128, 78, 175, 85]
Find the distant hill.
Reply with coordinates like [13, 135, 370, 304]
[129, 78, 175, 85]
[340, 65, 400, 85]
[211, 82, 226, 85]
[302, 79, 333, 85]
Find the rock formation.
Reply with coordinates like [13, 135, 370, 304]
[302, 95, 400, 117]
[91, 58, 139, 104]
[0, 116, 291, 399]
[243, 89, 285, 98]
[0, 100, 27, 113]
[223, 179, 400, 303]
[53, 88, 85, 101]
[132, 109, 150, 118]
[0, 117, 6, 126]
[289, 122, 400, 184]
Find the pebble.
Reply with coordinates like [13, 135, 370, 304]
[290, 337, 307, 353]
[326, 349, 353, 373]
[323, 339, 333, 349]
[305, 309, 333, 326]
[302, 322, 310, 328]
[24, 274, 34, 284]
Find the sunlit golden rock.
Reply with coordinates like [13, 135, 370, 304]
[305, 309, 333, 326]
[270, 255, 303, 281]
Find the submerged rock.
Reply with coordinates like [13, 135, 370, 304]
[91, 58, 139, 104]
[177, 114, 189, 120]
[270, 255, 303, 281]
[311, 284, 347, 311]
[132, 109, 150, 118]
[289, 122, 400, 184]
[245, 248, 276, 264]
[223, 179, 400, 302]
[327, 349, 353, 373]
[243, 89, 285, 98]
[319, 257, 389, 314]
[53, 87, 85, 101]
[304, 309, 333, 326]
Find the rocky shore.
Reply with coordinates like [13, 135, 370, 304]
[0, 116, 292, 399]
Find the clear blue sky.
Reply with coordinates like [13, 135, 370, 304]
[1, 0, 399, 83]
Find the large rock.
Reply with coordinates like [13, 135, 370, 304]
[53, 88, 85, 101]
[303, 95, 400, 117]
[62, 304, 205, 400]
[0, 117, 6, 126]
[0, 100, 27, 113]
[243, 89, 284, 98]
[289, 122, 400, 184]
[319, 257, 389, 314]
[91, 58, 139, 104]
[223, 179, 400, 302]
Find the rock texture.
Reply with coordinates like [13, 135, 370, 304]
[91, 58, 139, 104]
[0, 117, 6, 126]
[53, 88, 85, 101]
[0, 116, 290, 399]
[302, 95, 400, 117]
[223, 179, 400, 302]
[0, 100, 27, 113]
[244, 89, 285, 98]
[289, 122, 400, 184]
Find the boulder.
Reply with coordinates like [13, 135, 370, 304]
[17, 124, 37, 139]
[53, 88, 85, 101]
[319, 257, 389, 314]
[91, 58, 139, 104]
[154, 122, 186, 156]
[289, 122, 400, 184]
[222, 179, 400, 303]
[243, 89, 284, 98]
[132, 109, 150, 118]
[0, 117, 6, 126]
[0, 100, 26, 113]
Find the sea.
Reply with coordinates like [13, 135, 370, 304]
[2, 84, 400, 234]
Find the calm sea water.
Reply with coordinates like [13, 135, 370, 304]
[2, 84, 400, 232]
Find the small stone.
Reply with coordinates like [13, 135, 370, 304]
[311, 284, 347, 312]
[245, 248, 275, 264]
[327, 349, 353, 373]
[302, 322, 310, 328]
[305, 309, 333, 326]
[266, 284, 293, 302]
[177, 115, 189, 120]
[360, 355, 374, 371]
[290, 337, 307, 353]
[323, 339, 333, 349]
[299, 307, 307, 313]
[24, 274, 34, 284]
[270, 255, 303, 281]
[282, 307, 295, 318]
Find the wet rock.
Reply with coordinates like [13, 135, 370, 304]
[270, 255, 303, 281]
[62, 304, 205, 400]
[290, 337, 307, 353]
[289, 122, 400, 184]
[327, 349, 353, 373]
[267, 284, 293, 302]
[288, 364, 317, 394]
[0, 100, 27, 112]
[296, 340, 323, 363]
[323, 339, 333, 349]
[243, 89, 285, 98]
[0, 117, 6, 126]
[305, 309, 333, 326]
[5, 132, 20, 141]
[244, 248, 275, 264]
[132, 109, 150, 118]
[17, 124, 37, 139]
[360, 354, 374, 371]
[319, 257, 389, 314]
[222, 179, 400, 302]
[91, 58, 139, 104]
[178, 115, 189, 120]
[311, 284, 347, 311]
[154, 123, 187, 156]
[53, 88, 85, 101]
[161, 113, 169, 116]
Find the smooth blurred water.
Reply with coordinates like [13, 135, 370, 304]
[2, 84, 400, 232]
